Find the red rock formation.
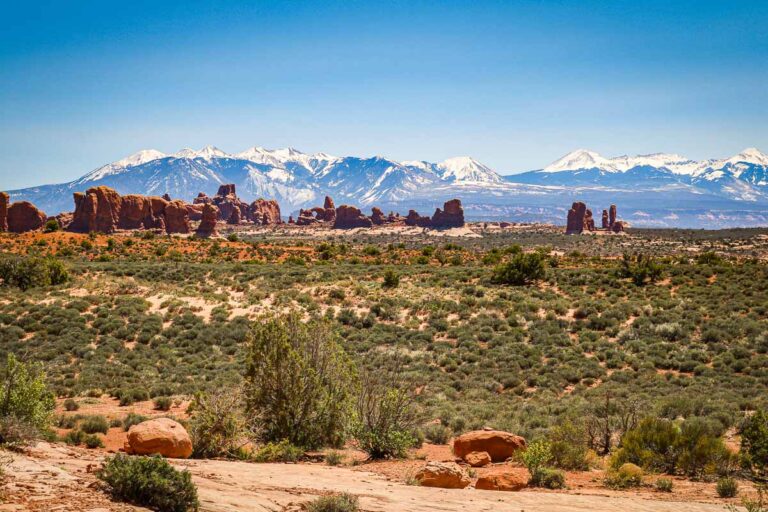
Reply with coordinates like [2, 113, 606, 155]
[611, 220, 626, 233]
[323, 196, 335, 209]
[584, 208, 595, 231]
[69, 186, 122, 233]
[414, 462, 470, 489]
[248, 199, 281, 225]
[161, 193, 172, 201]
[333, 205, 373, 229]
[227, 207, 242, 225]
[370, 207, 386, 225]
[164, 200, 191, 234]
[217, 184, 236, 197]
[124, 418, 192, 459]
[609, 204, 617, 229]
[7, 201, 46, 233]
[601, 209, 610, 229]
[195, 203, 219, 237]
[185, 204, 204, 221]
[405, 209, 432, 227]
[0, 192, 8, 232]
[296, 209, 319, 226]
[193, 192, 212, 205]
[453, 430, 527, 463]
[55, 212, 73, 230]
[565, 201, 587, 234]
[118, 195, 152, 230]
[475, 473, 527, 491]
[431, 199, 464, 228]
[288, 215, 295, 224]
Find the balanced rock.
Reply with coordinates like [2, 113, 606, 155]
[609, 204, 617, 228]
[414, 461, 471, 489]
[124, 418, 192, 458]
[601, 209, 610, 229]
[584, 208, 595, 231]
[431, 199, 465, 228]
[333, 205, 373, 229]
[475, 472, 527, 491]
[465, 451, 492, 468]
[7, 201, 47, 233]
[453, 430, 526, 463]
[196, 203, 219, 237]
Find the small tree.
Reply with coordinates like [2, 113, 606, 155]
[0, 353, 55, 445]
[584, 393, 641, 455]
[244, 313, 355, 449]
[189, 386, 253, 458]
[617, 253, 663, 286]
[491, 252, 546, 286]
[521, 440, 553, 485]
[0, 256, 68, 290]
[740, 410, 768, 478]
[353, 363, 419, 459]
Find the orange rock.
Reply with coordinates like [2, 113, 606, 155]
[475, 472, 527, 491]
[453, 430, 526, 463]
[414, 461, 470, 489]
[0, 192, 8, 231]
[7, 201, 46, 233]
[124, 418, 192, 458]
[465, 451, 492, 467]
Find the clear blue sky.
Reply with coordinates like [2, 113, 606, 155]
[1, 0, 767, 189]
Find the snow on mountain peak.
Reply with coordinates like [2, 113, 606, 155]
[115, 149, 166, 167]
[437, 156, 503, 183]
[543, 149, 617, 173]
[725, 147, 768, 167]
[173, 146, 229, 160]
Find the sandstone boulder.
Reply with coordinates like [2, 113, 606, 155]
[7, 201, 47, 233]
[414, 461, 470, 489]
[475, 472, 527, 491]
[453, 430, 526, 463]
[465, 451, 492, 468]
[185, 204, 205, 221]
[124, 418, 192, 458]
[333, 205, 372, 229]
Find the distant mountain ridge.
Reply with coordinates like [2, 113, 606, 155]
[8, 145, 768, 228]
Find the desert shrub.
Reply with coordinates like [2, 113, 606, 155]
[0, 354, 55, 445]
[491, 252, 546, 286]
[611, 417, 679, 473]
[80, 415, 109, 434]
[604, 463, 643, 489]
[584, 394, 642, 455]
[655, 477, 673, 492]
[548, 420, 590, 470]
[353, 365, 419, 459]
[325, 450, 344, 466]
[62, 429, 86, 446]
[0, 256, 68, 290]
[531, 467, 566, 489]
[153, 396, 172, 411]
[84, 433, 104, 449]
[253, 439, 304, 462]
[422, 423, 452, 445]
[521, 440, 553, 482]
[64, 398, 79, 411]
[382, 269, 400, 289]
[617, 253, 663, 286]
[305, 493, 359, 512]
[189, 387, 251, 459]
[122, 413, 149, 431]
[97, 454, 198, 512]
[741, 410, 768, 478]
[244, 313, 355, 449]
[717, 477, 739, 498]
[44, 219, 60, 232]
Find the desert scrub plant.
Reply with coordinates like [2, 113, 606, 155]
[521, 440, 553, 484]
[122, 413, 149, 431]
[97, 454, 199, 512]
[422, 423, 452, 445]
[0, 256, 68, 290]
[604, 463, 644, 489]
[490, 252, 546, 286]
[325, 450, 344, 466]
[63, 398, 79, 411]
[244, 313, 355, 449]
[382, 269, 400, 289]
[253, 439, 304, 462]
[655, 478, 673, 492]
[0, 354, 56, 446]
[84, 433, 104, 449]
[189, 387, 252, 459]
[530, 467, 566, 489]
[305, 493, 359, 512]
[80, 415, 109, 434]
[718, 477, 739, 498]
[740, 410, 768, 479]
[617, 253, 663, 286]
[153, 396, 172, 411]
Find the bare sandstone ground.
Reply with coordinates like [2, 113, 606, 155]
[2, 442, 743, 512]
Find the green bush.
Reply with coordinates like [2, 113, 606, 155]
[0, 256, 68, 290]
[531, 467, 566, 489]
[717, 477, 738, 498]
[62, 429, 86, 446]
[548, 420, 591, 470]
[305, 493, 359, 512]
[521, 440, 553, 482]
[189, 388, 250, 459]
[741, 410, 768, 478]
[422, 423, 452, 445]
[84, 433, 104, 449]
[153, 396, 172, 411]
[491, 252, 546, 286]
[382, 269, 400, 289]
[44, 219, 60, 232]
[97, 454, 198, 512]
[253, 439, 304, 462]
[604, 463, 644, 489]
[122, 413, 148, 431]
[64, 398, 79, 411]
[244, 313, 355, 449]
[617, 253, 663, 286]
[0, 354, 55, 445]
[655, 478, 673, 492]
[325, 450, 344, 466]
[80, 415, 109, 434]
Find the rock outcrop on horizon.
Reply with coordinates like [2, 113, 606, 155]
[567, 201, 626, 234]
[249, 198, 281, 225]
[405, 199, 465, 228]
[195, 203, 219, 237]
[67, 186, 190, 234]
[333, 205, 373, 229]
[6, 201, 47, 233]
[194, 184, 281, 225]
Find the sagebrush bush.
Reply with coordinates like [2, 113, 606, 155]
[531, 467, 566, 489]
[97, 454, 199, 512]
[521, 440, 553, 481]
[80, 415, 109, 434]
[604, 463, 643, 489]
[655, 478, 673, 492]
[305, 493, 359, 512]
[189, 388, 251, 459]
[717, 477, 738, 498]
[0, 354, 55, 445]
[253, 439, 304, 462]
[741, 410, 768, 478]
[153, 396, 172, 411]
[491, 252, 546, 286]
[422, 423, 452, 445]
[0, 256, 68, 290]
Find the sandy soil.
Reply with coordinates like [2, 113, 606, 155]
[2, 442, 749, 512]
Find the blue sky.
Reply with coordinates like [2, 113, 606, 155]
[1, 0, 767, 189]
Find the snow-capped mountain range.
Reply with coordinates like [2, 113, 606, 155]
[8, 146, 768, 228]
